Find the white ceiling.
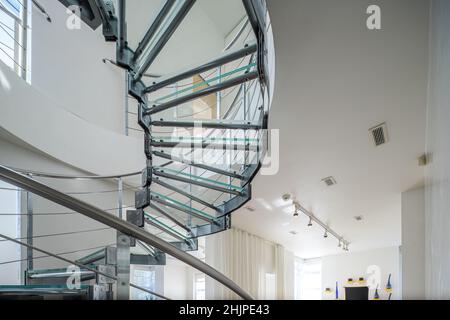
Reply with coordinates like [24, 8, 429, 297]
[232, 0, 430, 259]
[197, 0, 246, 37]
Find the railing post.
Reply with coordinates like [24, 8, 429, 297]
[20, 0, 28, 81]
[124, 71, 129, 136]
[216, 66, 222, 119]
[118, 178, 123, 219]
[116, 177, 130, 299]
[26, 183, 33, 271]
[244, 82, 249, 167]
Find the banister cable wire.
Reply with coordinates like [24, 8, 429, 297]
[0, 232, 170, 300]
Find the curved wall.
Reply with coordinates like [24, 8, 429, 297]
[0, 62, 144, 176]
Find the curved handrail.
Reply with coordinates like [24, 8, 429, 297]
[0, 165, 253, 300]
[5, 166, 141, 180]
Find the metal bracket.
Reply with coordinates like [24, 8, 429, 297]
[138, 103, 152, 133]
[218, 184, 252, 215]
[141, 166, 153, 188]
[171, 238, 198, 252]
[135, 188, 150, 209]
[126, 209, 145, 247]
[96, 0, 118, 41]
[192, 214, 232, 238]
[116, 234, 131, 300]
[57, 0, 103, 29]
[128, 76, 148, 103]
[130, 252, 166, 266]
[97, 265, 116, 285]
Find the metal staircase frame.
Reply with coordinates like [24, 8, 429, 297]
[0, 0, 272, 300]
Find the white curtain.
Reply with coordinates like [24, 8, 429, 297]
[205, 227, 292, 300]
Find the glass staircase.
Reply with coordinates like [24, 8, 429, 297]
[0, 0, 273, 300]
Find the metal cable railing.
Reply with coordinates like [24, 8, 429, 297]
[0, 165, 254, 300]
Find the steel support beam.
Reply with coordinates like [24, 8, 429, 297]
[151, 119, 262, 130]
[151, 141, 258, 152]
[153, 151, 245, 180]
[152, 177, 220, 212]
[133, 0, 176, 61]
[149, 203, 193, 233]
[144, 43, 257, 93]
[153, 170, 243, 196]
[134, 0, 196, 81]
[146, 71, 259, 115]
[144, 216, 187, 242]
[151, 195, 215, 223]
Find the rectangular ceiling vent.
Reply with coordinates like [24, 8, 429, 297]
[369, 123, 388, 146]
[322, 176, 337, 187]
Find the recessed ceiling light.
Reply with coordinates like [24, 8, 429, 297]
[354, 215, 364, 221]
[322, 176, 337, 187]
[245, 206, 255, 212]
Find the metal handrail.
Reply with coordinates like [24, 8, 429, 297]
[5, 166, 141, 180]
[0, 165, 253, 300]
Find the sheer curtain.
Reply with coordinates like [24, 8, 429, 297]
[205, 227, 292, 300]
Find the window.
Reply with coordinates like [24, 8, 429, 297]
[0, 0, 30, 80]
[295, 258, 322, 300]
[0, 181, 21, 285]
[131, 266, 156, 300]
[193, 273, 205, 300]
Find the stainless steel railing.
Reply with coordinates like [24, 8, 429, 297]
[0, 165, 254, 300]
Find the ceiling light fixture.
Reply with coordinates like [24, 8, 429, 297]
[281, 195, 349, 251]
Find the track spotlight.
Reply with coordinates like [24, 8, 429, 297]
[307, 217, 313, 227]
[338, 239, 342, 247]
[293, 210, 299, 218]
[324, 230, 328, 238]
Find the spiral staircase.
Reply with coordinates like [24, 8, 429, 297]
[0, 0, 273, 300]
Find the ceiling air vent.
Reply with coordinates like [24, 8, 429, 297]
[322, 176, 337, 187]
[369, 123, 388, 146]
[289, 231, 298, 236]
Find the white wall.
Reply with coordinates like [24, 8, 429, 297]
[401, 187, 425, 299]
[32, 0, 124, 133]
[321, 246, 400, 300]
[163, 257, 190, 300]
[424, 0, 450, 299]
[0, 60, 144, 176]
